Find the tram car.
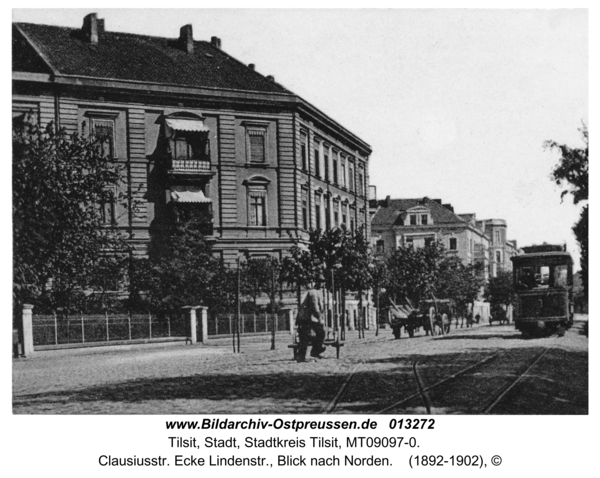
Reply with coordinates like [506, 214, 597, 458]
[510, 244, 574, 336]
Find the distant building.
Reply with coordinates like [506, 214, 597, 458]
[370, 196, 519, 279]
[12, 14, 372, 265]
[476, 219, 519, 277]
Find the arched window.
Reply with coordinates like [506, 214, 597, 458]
[244, 176, 270, 227]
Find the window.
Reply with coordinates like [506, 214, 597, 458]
[324, 152, 330, 182]
[496, 250, 502, 264]
[495, 230, 501, 245]
[302, 188, 308, 230]
[405, 237, 414, 246]
[358, 166, 364, 196]
[340, 157, 346, 188]
[421, 214, 428, 225]
[100, 187, 116, 225]
[13, 104, 39, 130]
[172, 131, 207, 161]
[314, 193, 322, 230]
[424, 237, 434, 247]
[554, 265, 568, 287]
[410, 215, 417, 225]
[333, 153, 338, 184]
[449, 238, 457, 250]
[248, 131, 266, 163]
[333, 200, 340, 227]
[301, 133, 308, 171]
[342, 203, 347, 226]
[324, 196, 331, 229]
[314, 148, 321, 177]
[92, 118, 115, 158]
[376, 240, 385, 254]
[348, 162, 354, 191]
[245, 178, 269, 227]
[249, 194, 266, 226]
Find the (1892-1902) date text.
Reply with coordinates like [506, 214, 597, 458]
[409, 455, 486, 468]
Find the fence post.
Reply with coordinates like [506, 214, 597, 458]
[182, 306, 197, 344]
[285, 308, 295, 335]
[148, 312, 152, 339]
[105, 309, 110, 342]
[53, 310, 58, 345]
[128, 312, 132, 340]
[198, 307, 208, 344]
[81, 312, 85, 343]
[21, 304, 35, 357]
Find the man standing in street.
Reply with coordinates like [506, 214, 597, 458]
[296, 285, 326, 362]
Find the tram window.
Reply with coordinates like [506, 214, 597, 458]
[554, 265, 568, 287]
[536, 266, 550, 287]
[517, 266, 550, 289]
[517, 267, 537, 289]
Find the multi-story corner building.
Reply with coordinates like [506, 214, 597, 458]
[370, 196, 518, 280]
[476, 219, 519, 277]
[370, 197, 490, 279]
[13, 14, 371, 265]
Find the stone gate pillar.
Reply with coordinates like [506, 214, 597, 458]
[183, 306, 208, 344]
[21, 304, 35, 357]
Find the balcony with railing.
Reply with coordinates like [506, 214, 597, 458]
[169, 159, 212, 177]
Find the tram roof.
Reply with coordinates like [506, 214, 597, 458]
[511, 251, 573, 264]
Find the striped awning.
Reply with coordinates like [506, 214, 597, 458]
[165, 118, 210, 133]
[170, 186, 211, 203]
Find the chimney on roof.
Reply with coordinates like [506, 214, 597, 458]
[432, 199, 442, 205]
[179, 24, 194, 54]
[248, 63, 255, 70]
[443, 203, 454, 212]
[211, 36, 222, 49]
[266, 75, 275, 82]
[385, 195, 391, 207]
[82, 13, 99, 44]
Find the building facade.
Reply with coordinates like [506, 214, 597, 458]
[370, 196, 519, 280]
[476, 219, 519, 277]
[13, 14, 372, 265]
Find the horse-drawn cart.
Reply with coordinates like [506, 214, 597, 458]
[388, 298, 453, 338]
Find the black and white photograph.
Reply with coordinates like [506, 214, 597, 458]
[8, 4, 592, 474]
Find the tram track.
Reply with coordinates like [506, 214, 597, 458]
[481, 340, 557, 414]
[325, 331, 562, 414]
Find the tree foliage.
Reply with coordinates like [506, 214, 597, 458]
[382, 242, 484, 318]
[545, 124, 588, 205]
[281, 228, 373, 293]
[132, 212, 224, 315]
[436, 256, 485, 316]
[545, 124, 588, 300]
[13, 120, 129, 311]
[383, 241, 446, 306]
[484, 270, 514, 309]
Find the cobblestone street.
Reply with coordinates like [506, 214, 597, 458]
[13, 318, 588, 414]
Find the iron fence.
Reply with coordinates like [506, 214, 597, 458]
[32, 312, 187, 346]
[208, 312, 290, 337]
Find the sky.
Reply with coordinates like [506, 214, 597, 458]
[10, 8, 589, 268]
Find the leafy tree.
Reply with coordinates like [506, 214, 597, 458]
[545, 124, 588, 301]
[436, 256, 485, 318]
[383, 241, 446, 307]
[138, 210, 222, 316]
[13, 120, 130, 313]
[281, 227, 374, 335]
[484, 270, 514, 319]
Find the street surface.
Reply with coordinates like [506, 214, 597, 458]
[13, 317, 588, 414]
